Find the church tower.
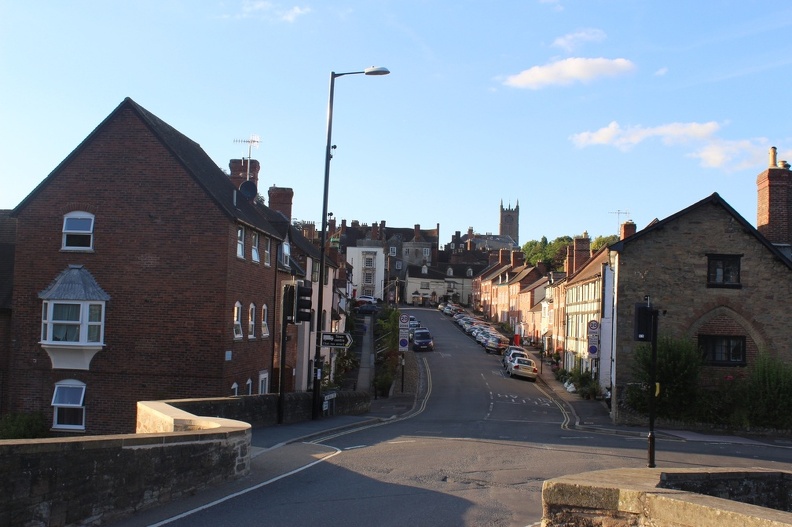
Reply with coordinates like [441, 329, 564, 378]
[499, 200, 519, 245]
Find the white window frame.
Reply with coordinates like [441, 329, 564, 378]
[389, 246, 396, 256]
[281, 241, 291, 267]
[231, 382, 239, 396]
[423, 247, 430, 257]
[246, 378, 253, 395]
[259, 371, 269, 394]
[62, 211, 95, 251]
[51, 379, 86, 430]
[248, 303, 256, 339]
[261, 304, 270, 338]
[233, 301, 243, 339]
[41, 301, 105, 345]
[237, 226, 245, 259]
[264, 237, 272, 266]
[251, 232, 260, 262]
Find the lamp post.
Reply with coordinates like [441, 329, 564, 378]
[313, 66, 390, 420]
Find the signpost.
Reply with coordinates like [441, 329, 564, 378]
[587, 319, 599, 357]
[320, 332, 352, 349]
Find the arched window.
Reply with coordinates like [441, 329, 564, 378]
[248, 303, 256, 338]
[447, 267, 453, 276]
[52, 379, 86, 430]
[233, 302, 243, 339]
[261, 304, 270, 338]
[62, 211, 95, 251]
[466, 268, 474, 277]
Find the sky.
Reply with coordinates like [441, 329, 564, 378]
[3, 1, 792, 246]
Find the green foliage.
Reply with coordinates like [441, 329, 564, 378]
[744, 352, 792, 429]
[591, 234, 619, 252]
[521, 235, 573, 271]
[0, 412, 49, 439]
[629, 336, 703, 420]
[329, 347, 360, 388]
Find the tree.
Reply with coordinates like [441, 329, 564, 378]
[591, 234, 618, 252]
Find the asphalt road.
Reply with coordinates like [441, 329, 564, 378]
[112, 307, 792, 527]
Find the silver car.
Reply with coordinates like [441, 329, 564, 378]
[507, 357, 538, 381]
[502, 347, 528, 369]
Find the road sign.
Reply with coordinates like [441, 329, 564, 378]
[399, 329, 409, 351]
[320, 332, 352, 349]
[399, 313, 409, 328]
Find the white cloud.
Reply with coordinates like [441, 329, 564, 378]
[504, 57, 635, 89]
[552, 29, 606, 52]
[570, 121, 779, 171]
[570, 121, 721, 150]
[654, 67, 668, 76]
[240, 1, 311, 22]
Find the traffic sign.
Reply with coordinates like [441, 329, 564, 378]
[399, 329, 409, 351]
[399, 313, 409, 328]
[320, 332, 353, 349]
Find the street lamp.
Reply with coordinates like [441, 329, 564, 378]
[313, 66, 390, 419]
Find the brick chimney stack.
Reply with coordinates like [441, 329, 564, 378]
[565, 233, 592, 275]
[511, 250, 524, 267]
[229, 159, 260, 190]
[757, 146, 792, 245]
[620, 221, 636, 240]
[267, 185, 294, 221]
[414, 224, 421, 241]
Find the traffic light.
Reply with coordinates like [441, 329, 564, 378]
[634, 303, 654, 342]
[294, 280, 313, 323]
[283, 284, 295, 324]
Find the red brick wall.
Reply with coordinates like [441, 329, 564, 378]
[9, 108, 279, 434]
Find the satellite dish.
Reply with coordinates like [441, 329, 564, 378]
[239, 180, 257, 200]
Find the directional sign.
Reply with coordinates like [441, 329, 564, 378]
[321, 332, 353, 349]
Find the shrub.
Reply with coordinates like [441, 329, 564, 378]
[630, 336, 702, 421]
[0, 412, 49, 439]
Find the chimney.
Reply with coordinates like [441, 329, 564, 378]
[371, 222, 379, 241]
[229, 159, 260, 190]
[757, 146, 792, 245]
[511, 250, 524, 267]
[468, 226, 474, 238]
[414, 224, 421, 241]
[573, 233, 591, 273]
[267, 185, 294, 221]
[620, 221, 637, 240]
[499, 248, 509, 265]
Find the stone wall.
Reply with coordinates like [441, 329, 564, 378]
[167, 391, 370, 427]
[542, 467, 792, 526]
[1, 402, 250, 527]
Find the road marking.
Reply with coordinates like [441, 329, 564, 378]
[145, 446, 342, 526]
[344, 445, 367, 450]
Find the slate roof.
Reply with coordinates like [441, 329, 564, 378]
[12, 98, 283, 242]
[39, 264, 111, 301]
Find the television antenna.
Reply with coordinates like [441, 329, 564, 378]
[609, 209, 631, 234]
[233, 134, 260, 180]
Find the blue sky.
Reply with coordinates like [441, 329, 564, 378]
[3, 1, 792, 245]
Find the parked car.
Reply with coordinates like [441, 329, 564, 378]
[485, 335, 510, 354]
[412, 329, 434, 351]
[507, 357, 538, 381]
[356, 295, 377, 304]
[408, 320, 422, 340]
[356, 303, 379, 315]
[502, 347, 528, 368]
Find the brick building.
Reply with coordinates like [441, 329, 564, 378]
[3, 98, 306, 434]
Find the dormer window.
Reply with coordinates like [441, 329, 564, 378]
[446, 267, 453, 276]
[422, 265, 428, 274]
[62, 211, 94, 251]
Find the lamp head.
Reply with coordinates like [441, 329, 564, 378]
[364, 66, 390, 76]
